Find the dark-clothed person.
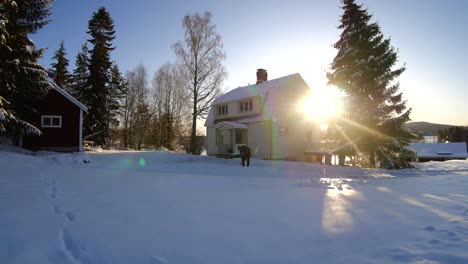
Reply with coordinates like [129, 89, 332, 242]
[238, 145, 251, 167]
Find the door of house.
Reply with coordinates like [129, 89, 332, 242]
[233, 129, 248, 154]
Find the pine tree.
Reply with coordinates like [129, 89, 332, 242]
[85, 7, 116, 147]
[70, 43, 90, 101]
[50, 40, 70, 89]
[0, 0, 54, 138]
[107, 62, 127, 146]
[327, 0, 416, 169]
[0, 6, 15, 132]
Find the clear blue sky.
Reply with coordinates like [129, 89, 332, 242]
[33, 0, 468, 125]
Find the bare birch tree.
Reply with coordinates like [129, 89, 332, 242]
[150, 62, 190, 150]
[122, 64, 151, 149]
[173, 11, 226, 154]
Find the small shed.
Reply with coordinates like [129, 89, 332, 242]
[23, 85, 88, 152]
[408, 142, 468, 162]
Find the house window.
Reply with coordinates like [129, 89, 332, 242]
[216, 129, 233, 145]
[218, 105, 228, 116]
[41, 115, 62, 128]
[279, 125, 288, 136]
[239, 100, 253, 112]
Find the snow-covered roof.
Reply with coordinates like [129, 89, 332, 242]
[408, 143, 468, 159]
[52, 84, 88, 112]
[205, 73, 306, 126]
[214, 121, 248, 129]
[213, 73, 299, 105]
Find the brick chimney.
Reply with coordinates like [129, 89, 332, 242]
[256, 68, 267, 84]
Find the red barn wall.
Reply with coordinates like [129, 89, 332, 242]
[23, 89, 81, 151]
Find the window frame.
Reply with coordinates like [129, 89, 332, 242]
[239, 99, 253, 113]
[41, 115, 62, 128]
[217, 105, 228, 116]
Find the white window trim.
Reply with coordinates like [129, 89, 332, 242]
[218, 105, 228, 116]
[239, 100, 253, 113]
[41, 115, 62, 128]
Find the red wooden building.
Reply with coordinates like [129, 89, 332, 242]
[23, 85, 88, 152]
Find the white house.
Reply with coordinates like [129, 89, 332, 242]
[205, 69, 321, 161]
[408, 142, 468, 162]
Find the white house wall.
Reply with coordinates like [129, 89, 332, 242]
[268, 118, 315, 160]
[206, 126, 217, 155]
[247, 121, 270, 159]
[264, 76, 316, 159]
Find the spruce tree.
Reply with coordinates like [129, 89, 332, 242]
[107, 62, 127, 146]
[50, 40, 70, 89]
[0, 6, 14, 132]
[85, 7, 116, 146]
[70, 43, 90, 103]
[0, 0, 54, 138]
[327, 0, 416, 169]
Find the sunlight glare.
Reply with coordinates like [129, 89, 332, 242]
[298, 90, 343, 122]
[320, 178, 364, 234]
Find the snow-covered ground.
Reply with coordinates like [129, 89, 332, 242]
[0, 148, 467, 264]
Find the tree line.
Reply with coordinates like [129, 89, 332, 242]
[1, 0, 225, 153]
[437, 126, 468, 146]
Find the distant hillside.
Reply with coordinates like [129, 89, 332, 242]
[405, 122, 454, 136]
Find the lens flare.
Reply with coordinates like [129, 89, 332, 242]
[298, 92, 343, 123]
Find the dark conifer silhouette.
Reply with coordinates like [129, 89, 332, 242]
[0, 0, 54, 138]
[50, 40, 71, 89]
[327, 0, 416, 169]
[85, 7, 116, 146]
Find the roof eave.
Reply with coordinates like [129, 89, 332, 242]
[52, 85, 89, 112]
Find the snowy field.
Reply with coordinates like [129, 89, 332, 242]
[1, 148, 467, 264]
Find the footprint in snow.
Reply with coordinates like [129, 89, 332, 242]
[439, 230, 460, 241]
[50, 185, 57, 199]
[388, 247, 413, 262]
[65, 212, 76, 222]
[62, 229, 91, 264]
[423, 225, 436, 232]
[53, 205, 63, 214]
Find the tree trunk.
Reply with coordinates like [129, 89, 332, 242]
[190, 107, 197, 154]
[369, 148, 376, 168]
[190, 78, 198, 154]
[338, 153, 345, 166]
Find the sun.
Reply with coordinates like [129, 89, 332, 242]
[298, 90, 343, 123]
